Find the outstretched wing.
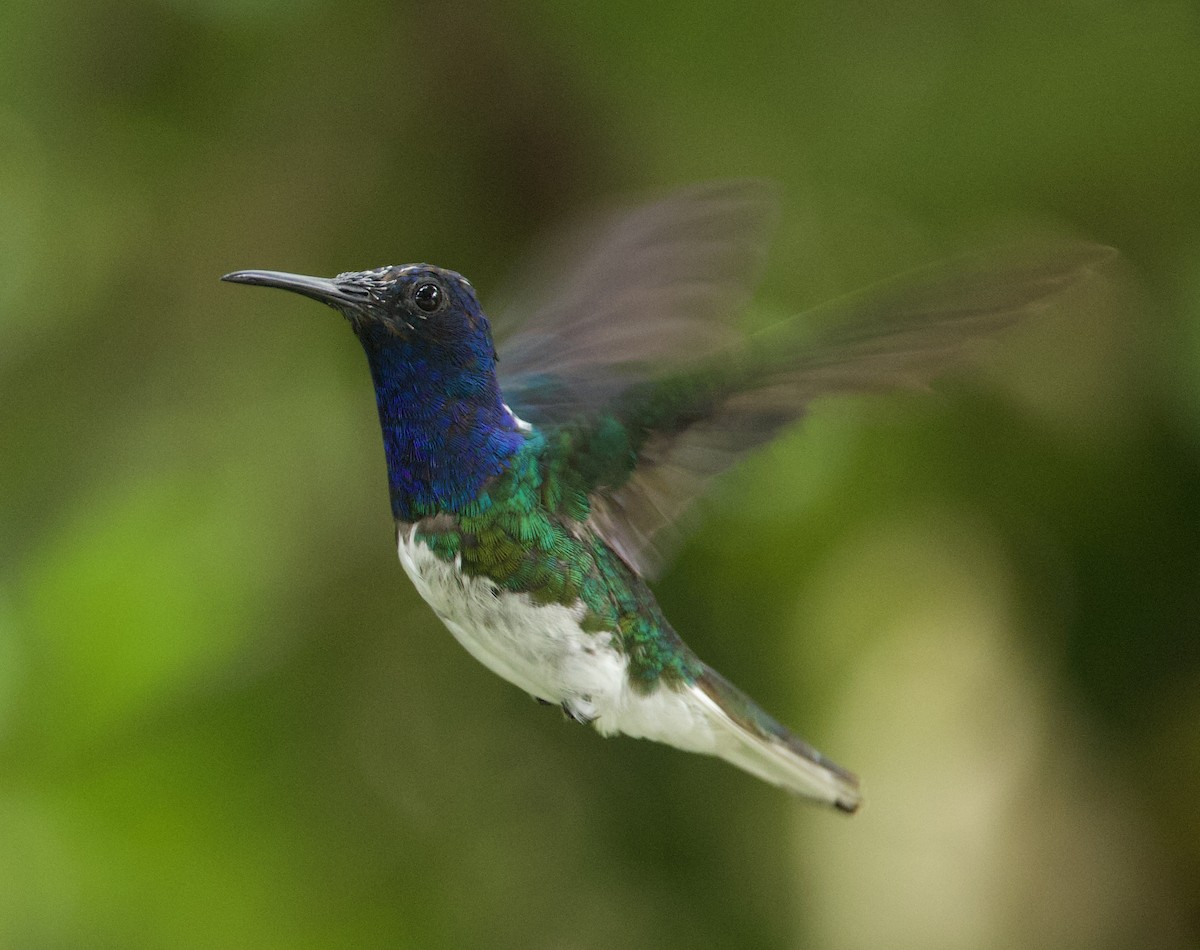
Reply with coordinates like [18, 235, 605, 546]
[586, 242, 1116, 577]
[497, 184, 1115, 578]
[496, 180, 777, 420]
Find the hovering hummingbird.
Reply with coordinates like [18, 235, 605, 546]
[223, 183, 1110, 812]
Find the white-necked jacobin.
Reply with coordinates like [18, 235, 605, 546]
[223, 182, 1111, 812]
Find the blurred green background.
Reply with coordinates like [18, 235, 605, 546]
[3, 0, 1199, 947]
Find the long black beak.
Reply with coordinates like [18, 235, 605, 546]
[221, 270, 366, 309]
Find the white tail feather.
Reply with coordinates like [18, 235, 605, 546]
[690, 685, 861, 813]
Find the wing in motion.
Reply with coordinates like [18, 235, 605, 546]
[497, 182, 1115, 578]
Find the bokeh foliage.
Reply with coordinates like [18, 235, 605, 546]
[2, 0, 1199, 947]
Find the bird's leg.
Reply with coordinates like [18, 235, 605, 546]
[561, 699, 597, 725]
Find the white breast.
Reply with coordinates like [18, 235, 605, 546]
[396, 528, 860, 808]
[396, 527, 628, 723]
[395, 528, 763, 781]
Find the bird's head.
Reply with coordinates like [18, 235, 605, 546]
[221, 263, 496, 363]
[222, 261, 523, 519]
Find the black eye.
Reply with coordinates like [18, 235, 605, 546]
[412, 281, 442, 313]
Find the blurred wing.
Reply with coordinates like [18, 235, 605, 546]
[496, 180, 778, 419]
[590, 242, 1117, 578]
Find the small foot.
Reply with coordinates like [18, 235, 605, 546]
[561, 700, 597, 725]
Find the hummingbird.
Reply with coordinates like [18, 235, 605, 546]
[223, 182, 1110, 813]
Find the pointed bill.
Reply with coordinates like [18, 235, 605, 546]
[221, 269, 365, 309]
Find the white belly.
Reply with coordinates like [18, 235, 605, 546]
[396, 528, 729, 747]
[395, 528, 860, 808]
[396, 527, 627, 724]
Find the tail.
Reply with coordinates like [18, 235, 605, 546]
[693, 666, 861, 813]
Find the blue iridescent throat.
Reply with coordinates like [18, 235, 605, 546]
[355, 323, 526, 521]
